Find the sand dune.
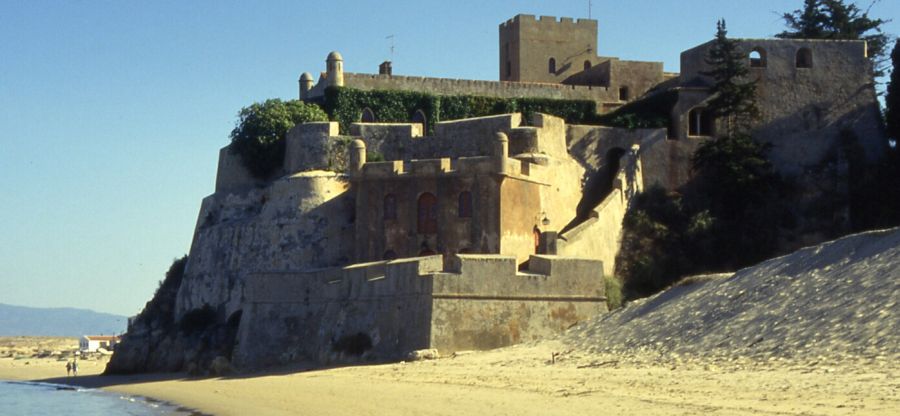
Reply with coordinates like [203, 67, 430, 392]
[565, 227, 899, 365]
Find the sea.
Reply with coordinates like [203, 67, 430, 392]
[0, 380, 198, 415]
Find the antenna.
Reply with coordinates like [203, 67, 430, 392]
[386, 35, 395, 61]
[588, 0, 592, 19]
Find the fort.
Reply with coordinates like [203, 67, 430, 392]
[110, 13, 887, 372]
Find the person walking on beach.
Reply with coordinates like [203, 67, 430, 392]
[72, 359, 78, 377]
[66, 361, 72, 376]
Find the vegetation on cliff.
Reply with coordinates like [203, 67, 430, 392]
[593, 90, 678, 130]
[850, 39, 900, 230]
[616, 20, 789, 300]
[230, 99, 328, 179]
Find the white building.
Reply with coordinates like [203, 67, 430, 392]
[79, 335, 120, 352]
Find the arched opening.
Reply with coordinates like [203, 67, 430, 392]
[749, 48, 767, 68]
[417, 192, 438, 234]
[360, 107, 376, 122]
[584, 60, 592, 71]
[411, 109, 427, 132]
[618, 86, 630, 101]
[506, 61, 511, 78]
[533, 226, 541, 254]
[688, 108, 714, 137]
[383, 194, 397, 220]
[458, 191, 472, 218]
[548, 58, 556, 74]
[796, 48, 813, 68]
[383, 250, 397, 260]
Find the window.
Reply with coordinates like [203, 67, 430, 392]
[506, 61, 511, 78]
[533, 226, 541, 254]
[417, 192, 438, 234]
[688, 108, 714, 137]
[584, 60, 592, 71]
[749, 48, 767, 68]
[383, 194, 396, 220]
[458, 191, 472, 218]
[411, 109, 427, 132]
[796, 48, 813, 68]
[548, 58, 556, 74]
[361, 107, 376, 122]
[618, 86, 630, 101]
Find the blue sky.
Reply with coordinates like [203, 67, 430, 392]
[1, 0, 898, 316]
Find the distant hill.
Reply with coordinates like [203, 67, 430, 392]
[0, 303, 127, 337]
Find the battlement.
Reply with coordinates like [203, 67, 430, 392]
[353, 156, 540, 181]
[235, 252, 606, 366]
[500, 14, 597, 29]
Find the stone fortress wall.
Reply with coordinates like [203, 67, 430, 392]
[675, 38, 885, 175]
[233, 253, 606, 368]
[172, 13, 889, 370]
[302, 14, 668, 111]
[183, 111, 634, 367]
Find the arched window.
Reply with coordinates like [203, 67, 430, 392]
[584, 60, 592, 71]
[548, 58, 556, 74]
[383, 250, 397, 260]
[458, 191, 472, 218]
[749, 48, 767, 68]
[411, 109, 427, 132]
[417, 192, 438, 234]
[796, 48, 813, 68]
[533, 226, 541, 254]
[361, 107, 376, 122]
[506, 61, 512, 78]
[618, 86, 630, 101]
[688, 108, 714, 137]
[383, 194, 397, 220]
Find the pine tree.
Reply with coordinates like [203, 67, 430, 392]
[777, 0, 890, 77]
[779, 0, 829, 39]
[702, 19, 759, 136]
[886, 39, 900, 141]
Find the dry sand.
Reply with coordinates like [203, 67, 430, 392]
[1, 343, 897, 416]
[1, 229, 898, 415]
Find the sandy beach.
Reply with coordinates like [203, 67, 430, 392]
[1, 341, 898, 416]
[2, 230, 898, 415]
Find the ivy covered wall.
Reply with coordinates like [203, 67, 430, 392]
[321, 86, 600, 134]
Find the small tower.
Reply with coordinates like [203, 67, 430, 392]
[298, 72, 314, 100]
[349, 139, 367, 174]
[326, 51, 344, 87]
[494, 132, 509, 174]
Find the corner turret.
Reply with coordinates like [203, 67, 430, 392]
[299, 72, 314, 100]
[326, 51, 344, 87]
[494, 132, 509, 174]
[349, 139, 366, 173]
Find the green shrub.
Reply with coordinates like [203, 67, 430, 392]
[604, 275, 624, 310]
[322, 87, 599, 134]
[229, 99, 328, 179]
[595, 90, 678, 129]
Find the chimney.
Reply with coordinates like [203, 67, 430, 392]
[379, 61, 392, 76]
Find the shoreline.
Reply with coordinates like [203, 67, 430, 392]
[2, 343, 898, 416]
